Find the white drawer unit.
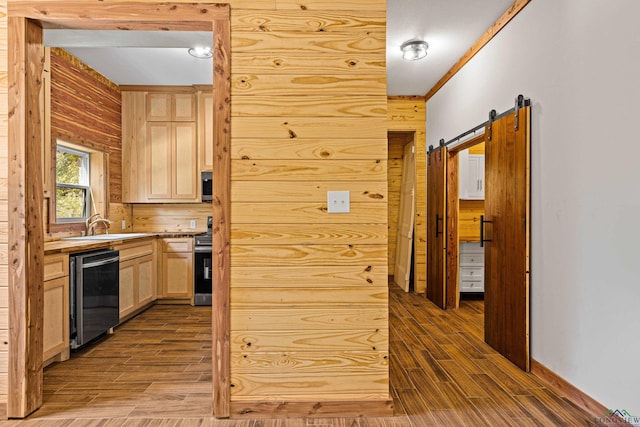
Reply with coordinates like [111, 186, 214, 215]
[460, 242, 484, 293]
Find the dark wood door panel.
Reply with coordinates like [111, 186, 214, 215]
[484, 106, 531, 371]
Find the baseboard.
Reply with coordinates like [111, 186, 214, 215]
[531, 359, 631, 425]
[230, 398, 394, 419]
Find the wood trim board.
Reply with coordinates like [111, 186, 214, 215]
[7, 2, 231, 419]
[211, 16, 231, 419]
[531, 359, 629, 425]
[7, 16, 46, 418]
[424, 0, 531, 100]
[230, 399, 394, 419]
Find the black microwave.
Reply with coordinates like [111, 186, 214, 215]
[201, 171, 212, 202]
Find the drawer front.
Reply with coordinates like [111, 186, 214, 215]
[460, 242, 483, 253]
[460, 254, 483, 266]
[115, 239, 155, 261]
[44, 254, 69, 281]
[163, 238, 193, 253]
[460, 280, 484, 292]
[461, 267, 483, 282]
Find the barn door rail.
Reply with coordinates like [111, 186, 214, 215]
[430, 94, 530, 152]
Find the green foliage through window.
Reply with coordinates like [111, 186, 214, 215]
[56, 145, 91, 221]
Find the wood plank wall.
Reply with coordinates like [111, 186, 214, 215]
[387, 97, 427, 293]
[229, 0, 389, 405]
[49, 48, 122, 203]
[46, 48, 129, 239]
[132, 204, 210, 233]
[0, 1, 8, 411]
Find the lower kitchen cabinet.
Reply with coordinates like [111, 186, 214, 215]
[159, 237, 193, 302]
[43, 253, 70, 366]
[459, 242, 484, 293]
[114, 238, 157, 322]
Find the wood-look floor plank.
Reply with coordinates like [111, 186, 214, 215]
[9, 288, 594, 426]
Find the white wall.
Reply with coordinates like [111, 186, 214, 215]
[427, 0, 640, 413]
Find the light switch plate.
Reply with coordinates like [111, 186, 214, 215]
[190, 219, 197, 229]
[327, 191, 350, 213]
[121, 220, 126, 230]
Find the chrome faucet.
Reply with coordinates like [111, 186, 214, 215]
[85, 213, 113, 236]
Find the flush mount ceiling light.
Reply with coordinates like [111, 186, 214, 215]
[400, 40, 429, 61]
[188, 46, 212, 59]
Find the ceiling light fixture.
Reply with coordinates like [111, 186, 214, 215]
[188, 46, 212, 59]
[400, 40, 429, 61]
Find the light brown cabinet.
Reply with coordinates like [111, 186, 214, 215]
[146, 92, 196, 122]
[158, 237, 193, 301]
[122, 89, 198, 203]
[43, 253, 70, 366]
[147, 121, 197, 200]
[114, 238, 157, 321]
[198, 90, 214, 172]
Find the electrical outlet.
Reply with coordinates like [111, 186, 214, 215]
[190, 219, 197, 229]
[121, 220, 126, 230]
[327, 191, 350, 213]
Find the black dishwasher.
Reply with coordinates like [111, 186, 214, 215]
[69, 249, 120, 350]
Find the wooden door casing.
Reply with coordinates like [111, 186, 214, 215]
[484, 106, 531, 371]
[426, 147, 447, 308]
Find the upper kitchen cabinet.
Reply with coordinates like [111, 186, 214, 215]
[459, 148, 485, 200]
[146, 92, 197, 122]
[147, 121, 197, 200]
[122, 88, 199, 203]
[197, 89, 214, 172]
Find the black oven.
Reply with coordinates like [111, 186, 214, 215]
[194, 216, 212, 306]
[201, 171, 212, 202]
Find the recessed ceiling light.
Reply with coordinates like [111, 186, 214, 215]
[188, 46, 212, 59]
[401, 40, 429, 61]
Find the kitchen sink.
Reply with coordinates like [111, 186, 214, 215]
[61, 233, 152, 241]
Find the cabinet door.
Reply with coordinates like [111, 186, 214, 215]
[466, 155, 485, 200]
[122, 91, 148, 202]
[162, 252, 194, 298]
[198, 91, 214, 171]
[147, 122, 173, 199]
[173, 122, 198, 199]
[43, 276, 69, 361]
[173, 93, 197, 121]
[137, 254, 156, 306]
[119, 259, 137, 320]
[146, 93, 172, 121]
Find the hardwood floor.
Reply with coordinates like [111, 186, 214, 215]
[0, 285, 595, 426]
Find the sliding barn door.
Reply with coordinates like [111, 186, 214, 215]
[394, 141, 416, 292]
[483, 106, 531, 371]
[426, 146, 447, 308]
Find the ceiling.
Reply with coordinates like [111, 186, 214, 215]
[44, 0, 514, 95]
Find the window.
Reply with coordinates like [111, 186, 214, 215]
[56, 145, 91, 221]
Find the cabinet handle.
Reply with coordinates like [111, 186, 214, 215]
[480, 215, 493, 247]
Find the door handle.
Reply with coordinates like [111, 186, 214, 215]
[435, 214, 444, 238]
[480, 215, 492, 247]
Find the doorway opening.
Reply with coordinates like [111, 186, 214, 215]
[7, 3, 231, 418]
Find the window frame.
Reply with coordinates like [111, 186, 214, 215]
[55, 143, 92, 222]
